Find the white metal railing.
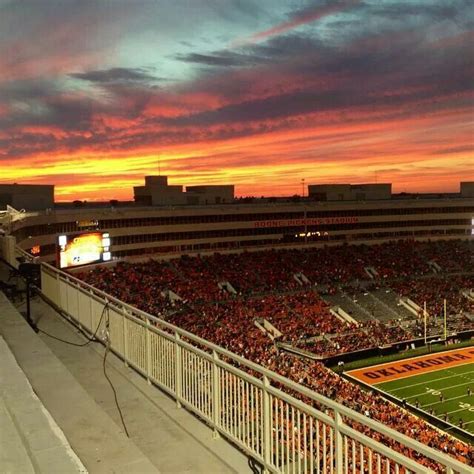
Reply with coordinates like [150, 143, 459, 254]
[38, 260, 472, 474]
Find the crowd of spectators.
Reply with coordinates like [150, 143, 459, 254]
[76, 239, 474, 468]
[422, 240, 473, 273]
[80, 239, 473, 358]
[87, 240, 471, 301]
[391, 275, 474, 319]
[82, 261, 415, 356]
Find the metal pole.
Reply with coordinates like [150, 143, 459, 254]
[146, 318, 152, 384]
[304, 207, 308, 244]
[444, 298, 447, 342]
[25, 279, 38, 332]
[334, 410, 344, 473]
[175, 332, 182, 408]
[212, 350, 221, 439]
[262, 375, 271, 473]
[424, 301, 427, 346]
[26, 280, 31, 325]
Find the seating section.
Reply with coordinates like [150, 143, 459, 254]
[391, 275, 474, 318]
[79, 240, 474, 357]
[77, 239, 474, 469]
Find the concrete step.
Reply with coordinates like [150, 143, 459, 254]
[0, 397, 35, 474]
[0, 287, 249, 474]
[0, 292, 158, 474]
[0, 334, 86, 474]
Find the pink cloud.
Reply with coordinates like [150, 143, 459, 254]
[235, 1, 359, 45]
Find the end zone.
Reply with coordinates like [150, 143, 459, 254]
[347, 346, 474, 385]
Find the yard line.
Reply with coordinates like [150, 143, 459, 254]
[446, 406, 468, 416]
[402, 380, 474, 401]
[421, 393, 470, 409]
[388, 370, 474, 393]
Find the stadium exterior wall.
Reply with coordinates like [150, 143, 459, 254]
[4, 197, 474, 263]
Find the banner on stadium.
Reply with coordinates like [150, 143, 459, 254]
[253, 217, 359, 228]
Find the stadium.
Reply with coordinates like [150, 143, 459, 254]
[0, 179, 473, 473]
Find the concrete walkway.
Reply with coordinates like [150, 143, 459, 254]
[0, 292, 158, 473]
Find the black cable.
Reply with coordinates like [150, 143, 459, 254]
[248, 457, 263, 474]
[37, 302, 110, 347]
[102, 312, 130, 438]
[3, 259, 128, 435]
[35, 297, 130, 437]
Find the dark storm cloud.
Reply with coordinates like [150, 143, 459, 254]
[0, 78, 59, 102]
[70, 67, 163, 84]
[0, 77, 99, 131]
[175, 51, 261, 67]
[365, 0, 470, 22]
[164, 26, 474, 129]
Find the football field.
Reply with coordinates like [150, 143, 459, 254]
[347, 346, 474, 435]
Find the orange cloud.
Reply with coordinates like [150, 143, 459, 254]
[1, 101, 471, 201]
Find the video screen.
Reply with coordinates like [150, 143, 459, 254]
[58, 232, 111, 269]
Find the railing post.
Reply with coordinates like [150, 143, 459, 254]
[123, 307, 129, 367]
[262, 375, 271, 473]
[76, 284, 81, 329]
[146, 318, 152, 384]
[175, 332, 182, 408]
[334, 410, 344, 474]
[88, 290, 93, 332]
[64, 277, 71, 320]
[212, 350, 220, 439]
[55, 271, 60, 306]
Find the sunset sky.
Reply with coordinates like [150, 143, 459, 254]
[0, 0, 473, 201]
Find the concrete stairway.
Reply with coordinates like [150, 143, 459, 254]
[0, 290, 249, 474]
[0, 335, 86, 474]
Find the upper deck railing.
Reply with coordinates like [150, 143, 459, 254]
[34, 254, 472, 474]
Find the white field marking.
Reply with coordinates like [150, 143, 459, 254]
[446, 406, 471, 416]
[355, 346, 474, 378]
[403, 380, 474, 401]
[454, 368, 474, 383]
[372, 360, 474, 386]
[388, 370, 474, 393]
[421, 393, 470, 409]
[463, 419, 474, 426]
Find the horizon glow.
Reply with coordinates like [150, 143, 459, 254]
[0, 0, 473, 201]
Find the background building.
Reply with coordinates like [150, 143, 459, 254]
[308, 183, 391, 201]
[0, 184, 54, 211]
[134, 176, 234, 206]
[461, 182, 474, 198]
[4, 182, 473, 264]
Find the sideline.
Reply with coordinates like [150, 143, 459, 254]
[347, 346, 474, 385]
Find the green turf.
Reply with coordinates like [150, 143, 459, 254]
[377, 363, 474, 434]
